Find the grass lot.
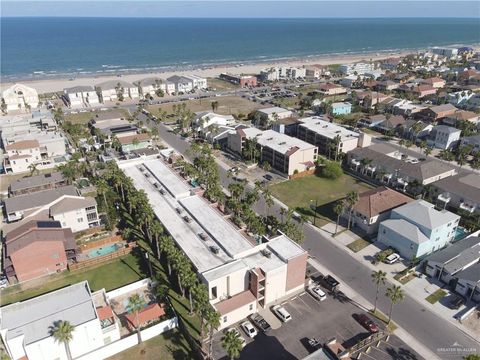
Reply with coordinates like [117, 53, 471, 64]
[207, 77, 240, 91]
[107, 328, 194, 360]
[148, 95, 262, 117]
[1, 253, 145, 306]
[64, 109, 129, 125]
[0, 169, 53, 193]
[274, 97, 300, 109]
[347, 238, 372, 253]
[393, 271, 417, 285]
[369, 309, 397, 332]
[270, 173, 372, 226]
[426, 289, 448, 304]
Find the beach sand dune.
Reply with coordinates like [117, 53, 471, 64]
[1, 51, 412, 94]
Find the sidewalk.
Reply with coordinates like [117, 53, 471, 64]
[307, 257, 441, 360]
[312, 223, 480, 344]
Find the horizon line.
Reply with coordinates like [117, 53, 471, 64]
[1, 15, 478, 19]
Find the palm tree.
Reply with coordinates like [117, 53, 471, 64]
[126, 293, 146, 343]
[262, 187, 274, 215]
[206, 309, 221, 359]
[222, 329, 243, 360]
[385, 285, 405, 325]
[50, 320, 75, 360]
[371, 270, 387, 313]
[211, 101, 219, 112]
[333, 201, 345, 234]
[345, 190, 359, 230]
[28, 163, 39, 176]
[96, 178, 111, 230]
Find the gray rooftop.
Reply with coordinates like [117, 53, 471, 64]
[381, 219, 430, 244]
[64, 85, 95, 93]
[427, 236, 480, 275]
[392, 200, 459, 230]
[143, 160, 191, 199]
[257, 107, 291, 115]
[267, 233, 306, 261]
[0, 281, 96, 345]
[49, 196, 97, 216]
[434, 125, 462, 135]
[433, 173, 480, 204]
[4, 186, 78, 214]
[97, 80, 134, 90]
[456, 263, 480, 284]
[9, 172, 64, 193]
[179, 195, 254, 257]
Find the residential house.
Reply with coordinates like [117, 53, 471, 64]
[376, 80, 400, 91]
[228, 128, 317, 176]
[373, 115, 406, 134]
[420, 104, 458, 122]
[350, 186, 413, 235]
[420, 77, 446, 88]
[354, 91, 390, 109]
[401, 120, 434, 140]
[271, 117, 301, 137]
[2, 220, 77, 283]
[377, 199, 460, 260]
[219, 73, 257, 87]
[424, 236, 480, 294]
[433, 173, 480, 214]
[9, 172, 66, 196]
[455, 263, 480, 302]
[167, 75, 207, 93]
[184, 75, 208, 89]
[1, 83, 39, 112]
[348, 143, 457, 186]
[432, 47, 458, 58]
[443, 110, 479, 127]
[90, 111, 138, 142]
[120, 158, 308, 330]
[339, 75, 362, 88]
[3, 140, 42, 174]
[97, 80, 139, 102]
[305, 65, 328, 79]
[428, 125, 462, 150]
[49, 195, 100, 232]
[117, 133, 153, 153]
[316, 83, 347, 96]
[297, 116, 365, 157]
[331, 102, 352, 116]
[339, 62, 376, 75]
[64, 86, 100, 108]
[380, 57, 401, 70]
[358, 114, 387, 128]
[193, 111, 235, 132]
[384, 99, 426, 117]
[398, 84, 437, 98]
[460, 134, 480, 153]
[255, 107, 293, 127]
[135, 77, 167, 97]
[0, 281, 121, 360]
[458, 69, 480, 83]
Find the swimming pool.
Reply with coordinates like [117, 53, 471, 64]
[454, 227, 469, 241]
[88, 243, 122, 258]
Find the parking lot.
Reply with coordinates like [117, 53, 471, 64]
[212, 280, 423, 360]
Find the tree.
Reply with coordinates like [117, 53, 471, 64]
[371, 270, 387, 313]
[321, 161, 343, 179]
[333, 201, 345, 234]
[211, 101, 219, 112]
[385, 285, 405, 325]
[464, 355, 480, 360]
[50, 320, 75, 360]
[96, 178, 111, 230]
[155, 283, 170, 303]
[28, 163, 39, 176]
[205, 309, 221, 359]
[0, 98, 7, 114]
[126, 293, 147, 343]
[345, 190, 359, 230]
[222, 330, 243, 360]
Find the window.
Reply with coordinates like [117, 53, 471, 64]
[211, 286, 217, 299]
[77, 217, 84, 223]
[87, 212, 98, 222]
[249, 304, 253, 311]
[86, 205, 96, 212]
[223, 316, 227, 323]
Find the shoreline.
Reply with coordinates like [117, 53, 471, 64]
[0, 44, 475, 94]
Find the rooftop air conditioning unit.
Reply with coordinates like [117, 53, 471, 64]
[210, 246, 220, 254]
[261, 249, 272, 258]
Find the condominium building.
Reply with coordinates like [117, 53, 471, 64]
[219, 73, 257, 87]
[119, 157, 308, 330]
[97, 80, 139, 102]
[339, 62, 376, 75]
[167, 75, 207, 93]
[228, 128, 317, 176]
[9, 172, 66, 196]
[64, 86, 100, 108]
[1, 83, 39, 112]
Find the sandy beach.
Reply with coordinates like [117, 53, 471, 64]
[0, 50, 414, 94]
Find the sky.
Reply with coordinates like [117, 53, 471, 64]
[1, 0, 479, 18]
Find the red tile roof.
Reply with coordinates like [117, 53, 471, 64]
[117, 132, 151, 145]
[214, 290, 256, 315]
[97, 306, 114, 321]
[126, 303, 165, 328]
[5, 140, 40, 151]
[353, 186, 413, 218]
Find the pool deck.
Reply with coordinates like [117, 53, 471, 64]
[78, 241, 126, 261]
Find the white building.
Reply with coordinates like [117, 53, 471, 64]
[256, 107, 293, 122]
[64, 86, 100, 108]
[259, 68, 280, 82]
[339, 62, 376, 75]
[432, 47, 459, 59]
[136, 77, 165, 97]
[279, 66, 306, 79]
[4, 140, 42, 173]
[120, 157, 309, 329]
[0, 281, 121, 360]
[430, 125, 461, 150]
[193, 111, 235, 135]
[97, 80, 139, 102]
[167, 75, 207, 93]
[1, 84, 39, 112]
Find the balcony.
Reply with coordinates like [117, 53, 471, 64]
[437, 192, 451, 204]
[459, 202, 476, 213]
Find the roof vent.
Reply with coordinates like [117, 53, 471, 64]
[210, 246, 220, 254]
[261, 249, 272, 258]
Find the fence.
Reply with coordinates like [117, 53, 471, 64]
[74, 317, 178, 360]
[79, 235, 123, 251]
[106, 278, 153, 300]
[69, 244, 135, 271]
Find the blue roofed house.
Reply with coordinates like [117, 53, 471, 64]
[377, 200, 460, 260]
[331, 102, 352, 116]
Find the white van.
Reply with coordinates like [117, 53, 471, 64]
[272, 305, 292, 322]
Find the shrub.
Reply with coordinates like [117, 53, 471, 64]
[321, 161, 343, 179]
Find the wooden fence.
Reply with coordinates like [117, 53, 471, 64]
[79, 235, 123, 252]
[69, 244, 136, 271]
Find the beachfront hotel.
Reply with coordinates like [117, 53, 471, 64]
[119, 155, 308, 330]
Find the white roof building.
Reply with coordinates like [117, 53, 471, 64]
[1, 84, 39, 112]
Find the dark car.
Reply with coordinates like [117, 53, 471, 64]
[250, 314, 271, 333]
[353, 313, 379, 333]
[264, 174, 273, 181]
[318, 275, 340, 292]
[448, 295, 465, 310]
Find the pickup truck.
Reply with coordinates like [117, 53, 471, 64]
[318, 275, 340, 292]
[250, 314, 271, 333]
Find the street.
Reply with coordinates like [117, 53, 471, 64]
[154, 122, 479, 359]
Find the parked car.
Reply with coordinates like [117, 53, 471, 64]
[263, 174, 273, 181]
[226, 328, 246, 348]
[183, 216, 191, 223]
[272, 305, 292, 322]
[319, 275, 340, 292]
[0, 276, 8, 289]
[176, 207, 183, 214]
[250, 314, 271, 333]
[385, 253, 400, 264]
[241, 321, 258, 338]
[448, 295, 465, 310]
[308, 285, 327, 301]
[353, 313, 379, 333]
[159, 188, 166, 195]
[198, 232, 208, 241]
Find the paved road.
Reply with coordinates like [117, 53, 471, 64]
[155, 123, 479, 359]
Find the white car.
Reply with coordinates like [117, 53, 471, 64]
[0, 277, 8, 289]
[272, 305, 292, 322]
[241, 321, 257, 338]
[308, 285, 327, 301]
[227, 328, 246, 347]
[385, 253, 401, 264]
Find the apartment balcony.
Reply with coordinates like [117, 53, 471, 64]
[459, 202, 476, 213]
[437, 192, 451, 204]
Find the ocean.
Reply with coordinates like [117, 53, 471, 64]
[1, 17, 479, 80]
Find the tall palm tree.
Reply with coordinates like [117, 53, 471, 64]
[222, 329, 243, 360]
[50, 320, 75, 360]
[386, 285, 405, 325]
[28, 163, 39, 177]
[371, 270, 387, 313]
[126, 293, 146, 343]
[206, 309, 221, 359]
[346, 190, 359, 230]
[333, 201, 345, 234]
[262, 187, 274, 215]
[96, 178, 111, 230]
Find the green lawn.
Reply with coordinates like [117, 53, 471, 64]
[64, 109, 129, 125]
[369, 309, 397, 332]
[1, 253, 145, 306]
[207, 77, 240, 91]
[107, 328, 194, 360]
[426, 289, 447, 304]
[270, 173, 373, 226]
[347, 238, 372, 253]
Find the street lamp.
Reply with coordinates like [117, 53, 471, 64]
[310, 199, 318, 226]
